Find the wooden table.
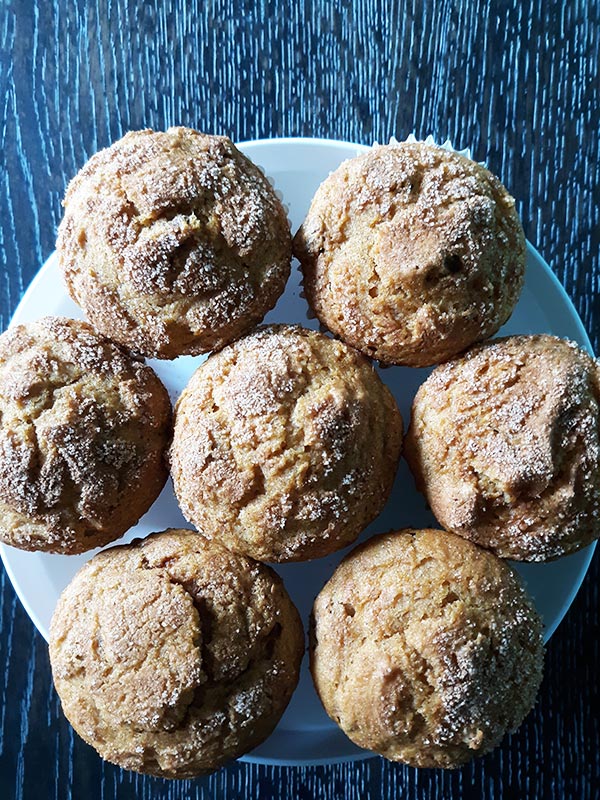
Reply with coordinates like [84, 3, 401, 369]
[1, 1, 599, 798]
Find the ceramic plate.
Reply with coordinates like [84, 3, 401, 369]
[0, 138, 595, 766]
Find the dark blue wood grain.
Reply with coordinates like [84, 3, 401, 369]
[1, 1, 599, 798]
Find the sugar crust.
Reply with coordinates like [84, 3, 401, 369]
[294, 142, 525, 367]
[49, 529, 305, 778]
[405, 334, 600, 560]
[57, 128, 292, 359]
[0, 317, 171, 553]
[170, 324, 403, 562]
[310, 528, 544, 768]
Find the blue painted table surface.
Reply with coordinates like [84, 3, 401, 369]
[1, 1, 599, 798]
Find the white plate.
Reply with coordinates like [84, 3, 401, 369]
[0, 137, 596, 767]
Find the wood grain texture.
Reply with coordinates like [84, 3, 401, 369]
[1, 0, 599, 797]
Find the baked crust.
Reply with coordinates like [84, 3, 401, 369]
[57, 127, 291, 359]
[0, 317, 171, 553]
[405, 334, 600, 560]
[310, 529, 544, 768]
[294, 142, 525, 366]
[49, 529, 305, 778]
[169, 324, 403, 562]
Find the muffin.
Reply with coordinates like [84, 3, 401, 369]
[404, 335, 600, 561]
[310, 529, 544, 768]
[169, 324, 403, 562]
[294, 141, 526, 366]
[49, 529, 305, 778]
[0, 317, 170, 553]
[57, 127, 292, 359]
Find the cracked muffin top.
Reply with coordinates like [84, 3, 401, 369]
[57, 127, 292, 359]
[294, 141, 526, 367]
[405, 335, 600, 560]
[0, 317, 170, 553]
[310, 529, 544, 768]
[169, 324, 403, 562]
[49, 529, 304, 778]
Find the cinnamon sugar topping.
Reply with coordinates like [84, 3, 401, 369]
[0, 317, 171, 553]
[170, 324, 403, 562]
[405, 334, 600, 560]
[311, 529, 544, 768]
[294, 141, 525, 366]
[57, 128, 292, 359]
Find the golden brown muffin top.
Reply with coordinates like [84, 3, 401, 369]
[295, 142, 525, 366]
[170, 324, 403, 561]
[49, 529, 305, 778]
[405, 334, 600, 560]
[0, 317, 170, 553]
[57, 128, 291, 358]
[311, 529, 544, 768]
